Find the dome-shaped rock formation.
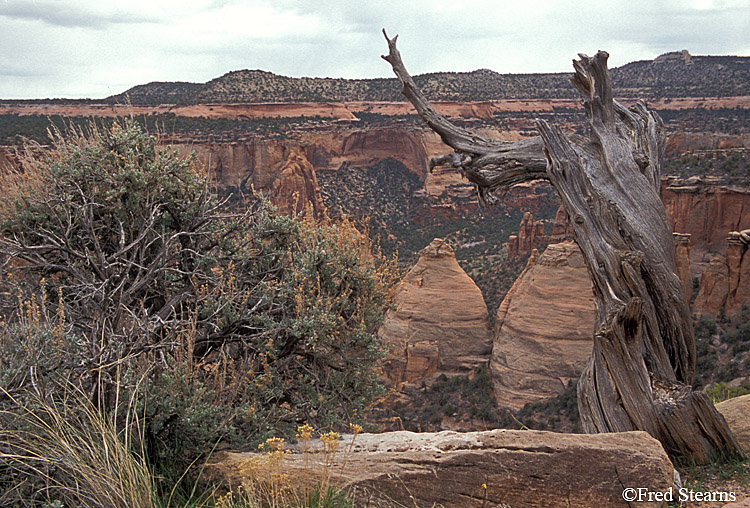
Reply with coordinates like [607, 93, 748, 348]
[491, 241, 595, 409]
[379, 238, 493, 385]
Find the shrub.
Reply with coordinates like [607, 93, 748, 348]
[705, 382, 750, 404]
[0, 120, 396, 480]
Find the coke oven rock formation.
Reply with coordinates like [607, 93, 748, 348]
[378, 238, 493, 385]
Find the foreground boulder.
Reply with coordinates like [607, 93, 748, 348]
[716, 393, 750, 453]
[211, 429, 675, 508]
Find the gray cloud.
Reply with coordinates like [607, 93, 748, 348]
[0, 0, 747, 99]
[0, 0, 162, 28]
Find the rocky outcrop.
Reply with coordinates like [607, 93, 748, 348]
[491, 242, 595, 409]
[507, 205, 575, 259]
[693, 256, 730, 315]
[212, 429, 675, 508]
[716, 394, 750, 453]
[694, 230, 750, 316]
[270, 150, 326, 217]
[551, 204, 575, 238]
[661, 177, 750, 253]
[379, 238, 493, 385]
[507, 212, 545, 259]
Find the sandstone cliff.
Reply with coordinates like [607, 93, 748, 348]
[379, 238, 493, 385]
[490, 236, 714, 410]
[491, 242, 595, 409]
[662, 177, 750, 254]
[694, 230, 750, 316]
[303, 128, 431, 178]
[180, 140, 326, 217]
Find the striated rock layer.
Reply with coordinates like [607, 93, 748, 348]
[491, 242, 595, 409]
[378, 238, 493, 385]
[212, 429, 675, 508]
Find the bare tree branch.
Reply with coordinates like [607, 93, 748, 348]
[381, 29, 548, 205]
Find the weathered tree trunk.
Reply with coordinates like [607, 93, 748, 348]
[381, 30, 743, 463]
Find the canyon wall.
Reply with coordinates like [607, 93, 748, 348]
[180, 141, 326, 217]
[661, 177, 750, 254]
[694, 230, 750, 316]
[303, 128, 431, 177]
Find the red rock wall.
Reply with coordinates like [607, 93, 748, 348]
[179, 140, 326, 217]
[694, 230, 750, 316]
[661, 178, 750, 252]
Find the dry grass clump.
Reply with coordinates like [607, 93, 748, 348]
[0, 382, 154, 508]
[214, 424, 363, 508]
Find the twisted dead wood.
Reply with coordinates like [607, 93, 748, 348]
[382, 30, 743, 463]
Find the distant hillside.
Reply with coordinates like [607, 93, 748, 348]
[115, 81, 203, 105]
[107, 51, 750, 105]
[611, 51, 750, 98]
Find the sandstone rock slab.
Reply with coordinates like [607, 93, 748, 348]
[212, 429, 675, 508]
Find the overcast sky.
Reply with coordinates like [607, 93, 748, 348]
[1, 0, 749, 99]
